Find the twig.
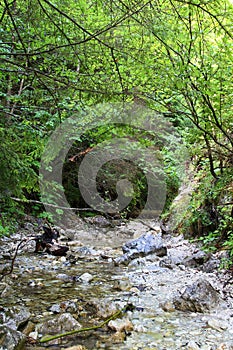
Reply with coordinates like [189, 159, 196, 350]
[39, 308, 123, 343]
[0, 238, 33, 281]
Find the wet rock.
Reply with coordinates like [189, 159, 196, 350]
[56, 273, 71, 281]
[74, 246, 99, 257]
[38, 313, 82, 334]
[114, 232, 167, 265]
[0, 325, 26, 350]
[5, 306, 31, 330]
[78, 272, 94, 283]
[48, 301, 78, 314]
[90, 300, 119, 319]
[48, 304, 61, 314]
[108, 318, 133, 332]
[173, 278, 221, 313]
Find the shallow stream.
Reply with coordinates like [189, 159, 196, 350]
[1, 219, 233, 350]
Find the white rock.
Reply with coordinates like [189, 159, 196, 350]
[79, 272, 94, 283]
[187, 341, 200, 350]
[29, 331, 38, 340]
[108, 318, 133, 332]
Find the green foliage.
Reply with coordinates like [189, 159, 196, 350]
[0, 0, 232, 245]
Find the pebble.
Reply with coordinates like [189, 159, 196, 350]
[187, 341, 200, 350]
[160, 301, 175, 312]
[78, 272, 94, 283]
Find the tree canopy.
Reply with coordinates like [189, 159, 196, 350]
[0, 0, 233, 252]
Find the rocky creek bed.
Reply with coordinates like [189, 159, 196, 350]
[1, 217, 233, 350]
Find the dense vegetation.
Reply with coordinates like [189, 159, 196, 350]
[0, 1, 232, 256]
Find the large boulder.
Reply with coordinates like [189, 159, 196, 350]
[173, 278, 221, 313]
[114, 232, 167, 265]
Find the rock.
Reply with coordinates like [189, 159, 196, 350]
[114, 232, 167, 265]
[5, 306, 31, 330]
[38, 313, 82, 334]
[24, 222, 35, 232]
[28, 330, 38, 340]
[113, 279, 132, 291]
[216, 345, 233, 350]
[85, 215, 111, 227]
[159, 257, 176, 269]
[207, 319, 228, 331]
[173, 278, 221, 313]
[48, 304, 61, 314]
[182, 251, 209, 268]
[187, 340, 200, 349]
[21, 321, 35, 335]
[64, 229, 77, 240]
[108, 318, 133, 332]
[48, 301, 78, 314]
[108, 331, 126, 343]
[78, 272, 94, 283]
[0, 325, 26, 350]
[202, 257, 221, 273]
[56, 273, 71, 281]
[90, 300, 119, 319]
[160, 301, 175, 312]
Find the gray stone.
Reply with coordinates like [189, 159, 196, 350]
[5, 306, 31, 330]
[114, 232, 167, 265]
[0, 325, 26, 350]
[173, 278, 221, 313]
[182, 251, 209, 268]
[38, 313, 82, 335]
[202, 257, 221, 273]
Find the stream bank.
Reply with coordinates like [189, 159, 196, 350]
[1, 217, 233, 350]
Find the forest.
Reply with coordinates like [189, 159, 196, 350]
[0, 0, 233, 256]
[1, 1, 233, 349]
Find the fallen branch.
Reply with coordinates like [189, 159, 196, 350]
[39, 309, 123, 343]
[10, 197, 95, 211]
